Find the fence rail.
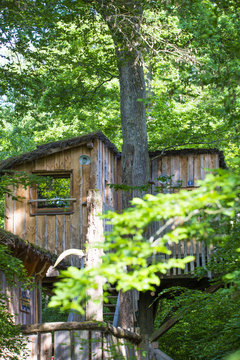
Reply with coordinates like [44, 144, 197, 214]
[21, 321, 144, 360]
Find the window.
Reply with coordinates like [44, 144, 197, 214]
[29, 171, 74, 215]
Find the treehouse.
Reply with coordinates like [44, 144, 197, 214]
[0, 131, 225, 276]
[0, 132, 226, 359]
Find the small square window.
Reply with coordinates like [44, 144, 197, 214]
[30, 171, 74, 215]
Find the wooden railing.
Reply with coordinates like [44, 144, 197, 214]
[166, 240, 212, 277]
[21, 321, 144, 360]
[150, 219, 212, 277]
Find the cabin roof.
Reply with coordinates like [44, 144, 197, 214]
[0, 228, 68, 270]
[0, 130, 226, 170]
[0, 131, 119, 171]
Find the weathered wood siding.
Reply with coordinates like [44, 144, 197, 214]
[150, 152, 219, 276]
[4, 140, 120, 263]
[0, 271, 41, 325]
[151, 152, 219, 190]
[96, 139, 121, 214]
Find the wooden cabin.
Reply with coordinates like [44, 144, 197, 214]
[1, 132, 121, 268]
[0, 131, 225, 274]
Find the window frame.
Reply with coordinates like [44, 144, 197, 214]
[29, 170, 74, 216]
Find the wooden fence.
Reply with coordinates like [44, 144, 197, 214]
[150, 220, 212, 277]
[21, 321, 145, 360]
[166, 240, 212, 277]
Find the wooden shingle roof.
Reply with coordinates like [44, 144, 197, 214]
[0, 131, 120, 171]
[0, 228, 68, 276]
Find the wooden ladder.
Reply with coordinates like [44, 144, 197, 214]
[103, 287, 120, 325]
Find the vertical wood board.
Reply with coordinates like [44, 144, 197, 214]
[47, 215, 56, 254]
[72, 330, 89, 360]
[54, 330, 71, 360]
[40, 333, 52, 360]
[56, 215, 63, 255]
[71, 147, 82, 255]
[91, 331, 103, 360]
[4, 186, 14, 233]
[36, 216, 45, 248]
[187, 156, 194, 185]
[14, 165, 27, 240]
[23, 334, 38, 360]
[194, 155, 201, 186]
[180, 156, 187, 187]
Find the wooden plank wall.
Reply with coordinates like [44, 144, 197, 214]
[151, 153, 219, 189]
[4, 140, 120, 266]
[0, 271, 39, 325]
[96, 139, 120, 213]
[150, 153, 219, 276]
[23, 330, 143, 360]
[95, 139, 120, 234]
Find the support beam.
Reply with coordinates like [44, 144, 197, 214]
[85, 189, 104, 321]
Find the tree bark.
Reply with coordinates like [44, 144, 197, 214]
[117, 50, 151, 330]
[118, 53, 150, 207]
[97, 0, 151, 332]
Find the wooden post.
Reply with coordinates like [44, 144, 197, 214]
[85, 189, 104, 321]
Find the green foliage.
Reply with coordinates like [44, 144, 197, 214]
[0, 0, 240, 161]
[0, 294, 27, 360]
[0, 244, 30, 286]
[37, 176, 71, 208]
[152, 162, 240, 359]
[155, 225, 240, 359]
[155, 287, 240, 360]
[0, 244, 30, 359]
[0, 1, 240, 357]
[226, 350, 240, 360]
[42, 292, 68, 323]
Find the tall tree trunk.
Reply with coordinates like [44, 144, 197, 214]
[118, 53, 150, 208]
[98, 0, 151, 331]
[117, 52, 150, 329]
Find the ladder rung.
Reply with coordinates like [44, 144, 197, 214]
[103, 312, 115, 316]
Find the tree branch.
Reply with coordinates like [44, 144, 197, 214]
[152, 135, 240, 161]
